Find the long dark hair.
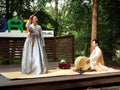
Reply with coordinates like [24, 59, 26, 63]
[92, 39, 99, 45]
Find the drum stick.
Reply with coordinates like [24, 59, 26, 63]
[33, 10, 39, 16]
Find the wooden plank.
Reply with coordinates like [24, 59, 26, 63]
[0, 36, 74, 63]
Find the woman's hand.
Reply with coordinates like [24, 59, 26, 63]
[43, 45, 45, 48]
[86, 58, 90, 64]
[29, 15, 34, 21]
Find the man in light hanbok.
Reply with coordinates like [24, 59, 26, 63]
[21, 15, 48, 75]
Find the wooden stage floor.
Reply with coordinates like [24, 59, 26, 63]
[0, 62, 120, 90]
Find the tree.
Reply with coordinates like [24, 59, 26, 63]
[5, 0, 10, 20]
[98, 0, 120, 65]
[0, 0, 57, 30]
[90, 0, 98, 52]
[56, 0, 92, 56]
[54, 0, 59, 36]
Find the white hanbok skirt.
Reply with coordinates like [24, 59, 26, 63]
[21, 34, 48, 75]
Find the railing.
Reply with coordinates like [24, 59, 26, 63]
[0, 35, 74, 64]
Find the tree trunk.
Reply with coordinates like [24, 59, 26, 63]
[90, 0, 98, 52]
[5, 0, 10, 20]
[55, 0, 58, 36]
[49, 0, 53, 15]
[55, 0, 58, 22]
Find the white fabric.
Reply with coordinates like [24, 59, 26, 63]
[89, 46, 101, 69]
[89, 46, 114, 71]
[21, 20, 48, 75]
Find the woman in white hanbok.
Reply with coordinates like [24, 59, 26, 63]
[74, 39, 115, 72]
[21, 15, 48, 75]
[87, 39, 114, 71]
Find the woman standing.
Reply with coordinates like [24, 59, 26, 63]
[21, 15, 48, 75]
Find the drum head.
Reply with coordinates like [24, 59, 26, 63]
[74, 56, 90, 71]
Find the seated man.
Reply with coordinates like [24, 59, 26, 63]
[86, 39, 114, 71]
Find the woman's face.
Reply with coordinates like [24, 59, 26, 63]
[32, 16, 38, 25]
[92, 41, 97, 48]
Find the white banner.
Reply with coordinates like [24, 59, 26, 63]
[0, 30, 54, 37]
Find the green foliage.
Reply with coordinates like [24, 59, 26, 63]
[35, 10, 58, 30]
[56, 0, 92, 58]
[0, 0, 120, 65]
[56, 0, 120, 65]
[0, 0, 57, 30]
[97, 0, 120, 65]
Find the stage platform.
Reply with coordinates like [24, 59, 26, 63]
[0, 62, 120, 90]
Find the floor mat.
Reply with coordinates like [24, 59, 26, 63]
[0, 68, 120, 80]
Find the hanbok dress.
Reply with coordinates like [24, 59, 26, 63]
[21, 20, 48, 75]
[89, 46, 114, 71]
